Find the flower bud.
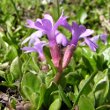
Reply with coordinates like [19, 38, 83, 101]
[50, 43, 61, 68]
[62, 44, 75, 69]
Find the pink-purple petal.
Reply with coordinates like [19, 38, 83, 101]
[35, 19, 52, 33]
[22, 47, 37, 53]
[100, 34, 107, 43]
[43, 14, 54, 26]
[35, 21, 45, 31]
[26, 19, 37, 29]
[56, 31, 68, 46]
[90, 35, 99, 43]
[80, 29, 94, 38]
[61, 20, 71, 32]
[28, 31, 44, 46]
[42, 19, 52, 31]
[79, 25, 86, 34]
[70, 22, 86, 46]
[85, 38, 98, 51]
[53, 11, 67, 31]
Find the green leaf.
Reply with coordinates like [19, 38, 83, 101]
[78, 95, 95, 110]
[22, 86, 33, 100]
[58, 85, 72, 109]
[20, 72, 42, 108]
[65, 72, 81, 85]
[37, 84, 46, 110]
[0, 70, 5, 78]
[82, 48, 97, 71]
[6, 73, 14, 84]
[4, 46, 18, 61]
[93, 70, 109, 105]
[103, 47, 110, 61]
[10, 57, 22, 80]
[73, 47, 82, 64]
[22, 86, 39, 106]
[82, 55, 93, 71]
[79, 78, 92, 95]
[30, 52, 40, 71]
[21, 55, 31, 73]
[88, 92, 95, 106]
[77, 8, 87, 24]
[93, 71, 106, 90]
[49, 98, 62, 110]
[21, 72, 41, 94]
[44, 82, 58, 106]
[45, 70, 54, 87]
[94, 54, 105, 70]
[0, 62, 9, 70]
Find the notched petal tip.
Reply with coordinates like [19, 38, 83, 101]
[43, 14, 54, 26]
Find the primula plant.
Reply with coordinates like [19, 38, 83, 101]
[22, 12, 106, 82]
[0, 0, 110, 110]
[21, 12, 108, 110]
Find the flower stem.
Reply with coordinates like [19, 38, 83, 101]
[72, 70, 98, 109]
[54, 71, 62, 83]
[53, 66, 62, 83]
[53, 59, 62, 83]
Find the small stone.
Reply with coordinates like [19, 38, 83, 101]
[0, 93, 8, 101]
[16, 104, 24, 110]
[2, 94, 9, 101]
[24, 102, 31, 110]
[16, 106, 24, 110]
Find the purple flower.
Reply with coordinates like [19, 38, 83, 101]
[25, 13, 101, 69]
[25, 12, 69, 68]
[80, 34, 108, 51]
[35, 12, 68, 68]
[69, 22, 97, 51]
[62, 22, 86, 68]
[22, 34, 47, 61]
[91, 34, 107, 44]
[100, 34, 108, 44]
[81, 39, 98, 52]
[80, 35, 98, 51]
[62, 22, 95, 68]
[26, 12, 68, 44]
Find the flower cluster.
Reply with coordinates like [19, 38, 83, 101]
[22, 12, 107, 70]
